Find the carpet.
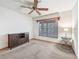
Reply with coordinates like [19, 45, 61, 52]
[0, 40, 77, 59]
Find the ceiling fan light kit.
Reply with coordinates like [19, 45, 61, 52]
[20, 0, 48, 15]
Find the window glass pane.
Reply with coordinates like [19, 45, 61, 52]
[39, 22, 48, 37]
[39, 20, 58, 38]
[48, 23, 54, 34]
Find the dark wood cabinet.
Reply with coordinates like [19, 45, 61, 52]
[8, 33, 29, 49]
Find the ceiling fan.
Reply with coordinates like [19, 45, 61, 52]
[20, 0, 48, 15]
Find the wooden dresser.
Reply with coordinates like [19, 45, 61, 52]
[8, 33, 29, 49]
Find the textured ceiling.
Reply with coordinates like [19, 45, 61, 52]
[0, 0, 77, 18]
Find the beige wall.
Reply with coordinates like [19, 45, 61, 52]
[58, 10, 72, 38]
[72, 0, 78, 56]
[0, 6, 33, 49]
[59, 10, 72, 27]
[0, 35, 8, 49]
[33, 10, 72, 42]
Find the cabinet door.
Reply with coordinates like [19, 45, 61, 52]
[8, 34, 19, 49]
[8, 33, 29, 49]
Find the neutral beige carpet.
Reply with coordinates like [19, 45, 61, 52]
[0, 40, 77, 59]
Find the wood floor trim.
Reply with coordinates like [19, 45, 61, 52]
[0, 47, 8, 51]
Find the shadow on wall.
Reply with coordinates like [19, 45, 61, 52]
[0, 34, 8, 49]
[0, 6, 33, 49]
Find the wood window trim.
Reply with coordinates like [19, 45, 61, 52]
[36, 17, 60, 23]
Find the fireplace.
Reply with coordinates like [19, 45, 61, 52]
[8, 32, 29, 49]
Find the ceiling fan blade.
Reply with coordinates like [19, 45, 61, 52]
[36, 10, 41, 15]
[34, 0, 38, 8]
[37, 8, 48, 11]
[20, 5, 32, 9]
[28, 10, 34, 14]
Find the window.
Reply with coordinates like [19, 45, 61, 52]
[39, 20, 58, 38]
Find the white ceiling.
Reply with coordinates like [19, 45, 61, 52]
[0, 0, 77, 18]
